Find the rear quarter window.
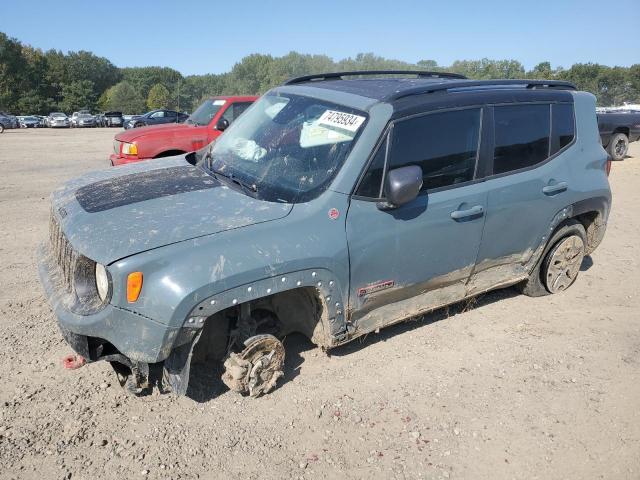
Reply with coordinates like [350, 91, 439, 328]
[550, 103, 575, 155]
[493, 104, 550, 175]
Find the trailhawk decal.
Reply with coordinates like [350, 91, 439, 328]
[357, 280, 395, 297]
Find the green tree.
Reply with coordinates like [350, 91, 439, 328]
[104, 81, 146, 113]
[0, 32, 28, 112]
[59, 80, 96, 112]
[121, 66, 183, 99]
[147, 83, 170, 109]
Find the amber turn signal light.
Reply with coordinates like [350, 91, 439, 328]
[127, 272, 143, 303]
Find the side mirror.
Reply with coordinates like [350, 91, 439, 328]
[380, 165, 423, 209]
[215, 118, 230, 131]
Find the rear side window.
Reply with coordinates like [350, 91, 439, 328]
[493, 104, 550, 175]
[387, 108, 481, 192]
[550, 103, 575, 155]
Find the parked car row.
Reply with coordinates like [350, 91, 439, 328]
[1, 110, 187, 131]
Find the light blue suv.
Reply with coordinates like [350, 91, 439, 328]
[38, 71, 611, 397]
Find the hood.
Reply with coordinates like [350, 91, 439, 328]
[116, 122, 201, 142]
[50, 157, 292, 265]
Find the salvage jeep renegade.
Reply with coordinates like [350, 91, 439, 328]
[38, 71, 611, 397]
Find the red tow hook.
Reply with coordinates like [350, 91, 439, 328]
[62, 353, 86, 370]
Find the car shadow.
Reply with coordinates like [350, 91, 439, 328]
[186, 332, 314, 403]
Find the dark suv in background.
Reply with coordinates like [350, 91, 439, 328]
[124, 109, 188, 129]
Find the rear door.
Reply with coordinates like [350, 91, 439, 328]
[470, 102, 576, 294]
[346, 107, 489, 333]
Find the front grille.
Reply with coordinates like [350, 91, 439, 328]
[49, 211, 77, 294]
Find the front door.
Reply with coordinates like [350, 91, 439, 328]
[346, 107, 488, 334]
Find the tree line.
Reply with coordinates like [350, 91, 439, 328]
[1, 31, 639, 115]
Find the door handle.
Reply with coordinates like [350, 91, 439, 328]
[450, 205, 484, 221]
[542, 182, 568, 195]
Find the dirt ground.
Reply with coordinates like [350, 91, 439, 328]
[0, 128, 638, 480]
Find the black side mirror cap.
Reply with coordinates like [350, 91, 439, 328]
[216, 118, 230, 131]
[378, 165, 423, 209]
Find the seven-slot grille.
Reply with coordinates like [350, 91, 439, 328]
[49, 211, 77, 294]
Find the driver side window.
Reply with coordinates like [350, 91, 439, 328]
[389, 108, 480, 192]
[356, 108, 481, 198]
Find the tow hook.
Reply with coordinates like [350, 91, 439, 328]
[62, 353, 86, 370]
[222, 334, 285, 397]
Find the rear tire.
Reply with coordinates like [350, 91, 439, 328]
[607, 132, 629, 161]
[0, 124, 4, 134]
[519, 220, 586, 297]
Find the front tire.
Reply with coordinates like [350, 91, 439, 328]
[607, 132, 629, 161]
[519, 220, 586, 297]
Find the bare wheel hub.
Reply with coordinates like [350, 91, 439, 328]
[222, 334, 285, 397]
[544, 235, 584, 293]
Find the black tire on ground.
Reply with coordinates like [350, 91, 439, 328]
[134, 122, 144, 128]
[0, 124, 4, 134]
[519, 219, 587, 297]
[607, 132, 629, 161]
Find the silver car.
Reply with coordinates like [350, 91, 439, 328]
[75, 113, 96, 128]
[48, 113, 70, 128]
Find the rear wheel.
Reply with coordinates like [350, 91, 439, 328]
[0, 124, 4, 134]
[607, 132, 629, 161]
[520, 220, 586, 297]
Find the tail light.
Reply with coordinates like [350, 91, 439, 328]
[605, 158, 612, 177]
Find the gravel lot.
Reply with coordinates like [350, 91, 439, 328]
[0, 128, 638, 480]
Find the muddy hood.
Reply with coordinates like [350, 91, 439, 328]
[50, 158, 292, 265]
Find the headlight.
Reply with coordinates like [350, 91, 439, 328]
[121, 142, 138, 155]
[95, 263, 110, 301]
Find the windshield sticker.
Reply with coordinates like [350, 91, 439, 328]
[265, 100, 288, 119]
[317, 110, 365, 133]
[213, 100, 226, 106]
[300, 122, 355, 148]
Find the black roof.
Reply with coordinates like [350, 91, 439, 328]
[283, 71, 576, 103]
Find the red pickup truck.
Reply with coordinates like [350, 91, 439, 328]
[110, 95, 257, 166]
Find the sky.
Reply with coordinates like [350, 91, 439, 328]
[1, 0, 639, 76]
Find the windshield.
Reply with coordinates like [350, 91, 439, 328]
[187, 99, 226, 126]
[203, 92, 367, 203]
[79, 114, 92, 118]
[51, 113, 66, 118]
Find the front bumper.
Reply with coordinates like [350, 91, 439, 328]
[37, 244, 179, 364]
[109, 153, 145, 166]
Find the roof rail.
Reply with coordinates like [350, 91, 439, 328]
[388, 79, 577, 100]
[283, 70, 467, 85]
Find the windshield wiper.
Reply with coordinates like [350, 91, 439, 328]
[210, 167, 258, 194]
